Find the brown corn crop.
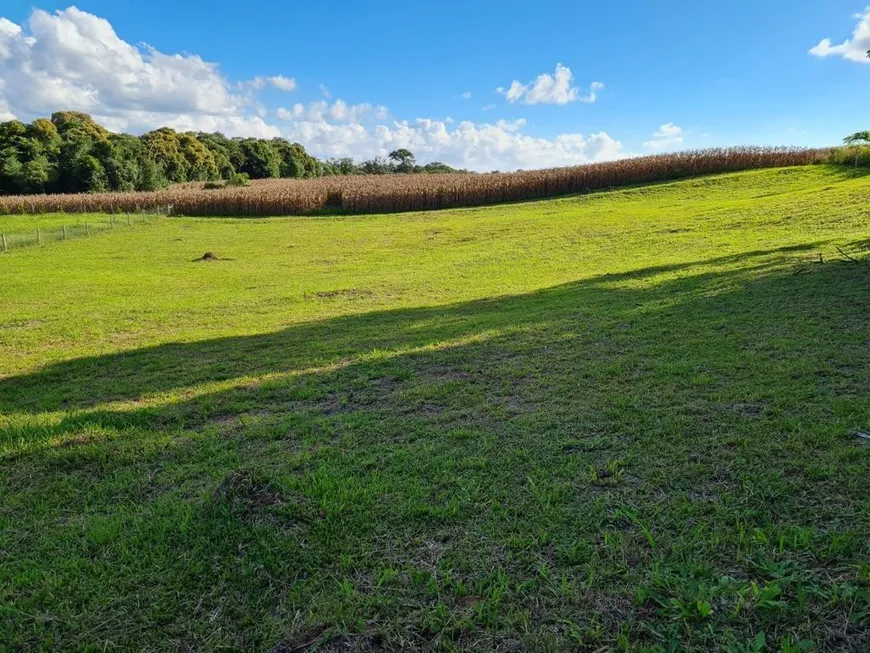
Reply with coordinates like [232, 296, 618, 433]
[0, 147, 831, 217]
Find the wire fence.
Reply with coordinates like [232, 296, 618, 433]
[0, 213, 159, 254]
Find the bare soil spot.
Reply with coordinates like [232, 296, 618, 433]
[55, 433, 102, 448]
[211, 469, 285, 518]
[207, 409, 274, 432]
[192, 252, 232, 262]
[309, 288, 374, 301]
[193, 252, 221, 263]
[271, 634, 384, 653]
[727, 402, 768, 419]
[267, 626, 327, 653]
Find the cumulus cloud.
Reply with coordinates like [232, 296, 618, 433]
[498, 64, 603, 105]
[268, 75, 296, 91]
[460, 91, 472, 100]
[281, 117, 624, 171]
[644, 123, 684, 150]
[88, 111, 280, 138]
[0, 80, 15, 121]
[247, 75, 297, 92]
[276, 99, 388, 123]
[0, 6, 628, 170]
[0, 6, 250, 126]
[810, 8, 870, 63]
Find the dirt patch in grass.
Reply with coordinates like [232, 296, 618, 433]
[192, 251, 233, 262]
[209, 409, 274, 432]
[727, 401, 769, 419]
[54, 432, 104, 448]
[211, 469, 286, 518]
[319, 376, 403, 416]
[211, 468, 321, 533]
[269, 632, 384, 653]
[309, 289, 374, 301]
[267, 627, 328, 653]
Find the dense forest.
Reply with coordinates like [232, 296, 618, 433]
[0, 112, 463, 195]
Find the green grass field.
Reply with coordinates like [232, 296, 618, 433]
[1, 165, 869, 651]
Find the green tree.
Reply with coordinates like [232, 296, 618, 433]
[178, 133, 219, 181]
[195, 132, 236, 179]
[359, 156, 391, 175]
[0, 112, 342, 195]
[55, 130, 101, 193]
[141, 128, 189, 183]
[328, 157, 357, 175]
[389, 148, 416, 173]
[422, 161, 460, 174]
[270, 138, 320, 178]
[0, 148, 24, 194]
[51, 112, 109, 142]
[238, 139, 281, 179]
[843, 131, 870, 145]
[20, 156, 53, 193]
[28, 118, 62, 157]
[95, 134, 166, 192]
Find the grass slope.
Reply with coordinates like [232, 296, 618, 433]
[1, 165, 869, 651]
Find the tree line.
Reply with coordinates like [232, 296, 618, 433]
[0, 112, 464, 195]
[325, 149, 464, 176]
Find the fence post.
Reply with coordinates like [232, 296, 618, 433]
[1, 233, 6, 253]
[37, 228, 41, 245]
[85, 222, 90, 236]
[128, 215, 132, 226]
[62, 225, 67, 240]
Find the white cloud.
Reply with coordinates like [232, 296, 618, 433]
[460, 91, 472, 100]
[163, 114, 280, 138]
[810, 8, 870, 63]
[482, 104, 496, 111]
[0, 80, 15, 121]
[580, 82, 605, 104]
[281, 117, 624, 171]
[643, 123, 684, 150]
[276, 99, 388, 124]
[268, 75, 296, 91]
[495, 118, 527, 133]
[0, 7, 249, 123]
[319, 83, 332, 98]
[92, 111, 281, 138]
[497, 64, 603, 105]
[275, 106, 302, 121]
[0, 7, 627, 171]
[247, 75, 297, 92]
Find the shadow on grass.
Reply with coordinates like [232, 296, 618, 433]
[2, 241, 869, 650]
[0, 242, 841, 417]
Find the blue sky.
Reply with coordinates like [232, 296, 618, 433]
[0, 1, 868, 169]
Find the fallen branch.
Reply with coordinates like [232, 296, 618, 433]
[836, 246, 861, 263]
[792, 266, 809, 275]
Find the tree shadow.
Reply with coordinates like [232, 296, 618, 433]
[0, 242, 832, 418]
[3, 242, 870, 650]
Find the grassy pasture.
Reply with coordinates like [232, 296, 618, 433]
[1, 165, 869, 651]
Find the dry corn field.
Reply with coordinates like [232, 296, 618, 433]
[0, 147, 831, 216]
